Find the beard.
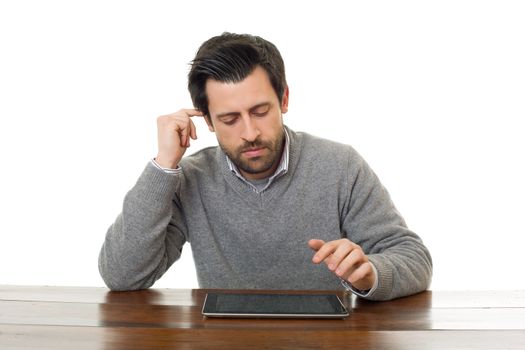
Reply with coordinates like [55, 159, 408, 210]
[220, 129, 285, 177]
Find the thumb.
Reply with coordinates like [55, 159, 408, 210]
[308, 239, 325, 251]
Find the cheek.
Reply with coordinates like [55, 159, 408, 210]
[215, 128, 238, 149]
[263, 114, 284, 136]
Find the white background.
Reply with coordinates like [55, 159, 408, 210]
[1, 1, 524, 290]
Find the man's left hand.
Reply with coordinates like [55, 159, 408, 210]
[308, 238, 376, 291]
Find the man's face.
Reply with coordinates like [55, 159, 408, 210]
[205, 66, 289, 180]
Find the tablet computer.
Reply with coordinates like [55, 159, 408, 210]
[202, 292, 349, 318]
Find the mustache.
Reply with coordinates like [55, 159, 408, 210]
[238, 138, 272, 153]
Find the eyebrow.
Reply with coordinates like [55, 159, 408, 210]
[216, 102, 272, 119]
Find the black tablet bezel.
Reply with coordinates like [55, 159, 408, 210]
[202, 292, 349, 319]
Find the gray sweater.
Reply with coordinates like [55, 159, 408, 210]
[99, 128, 432, 300]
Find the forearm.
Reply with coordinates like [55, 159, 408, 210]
[347, 212, 433, 301]
[366, 238, 432, 300]
[98, 162, 186, 291]
[342, 149, 432, 300]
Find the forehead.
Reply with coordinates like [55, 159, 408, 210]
[205, 66, 278, 115]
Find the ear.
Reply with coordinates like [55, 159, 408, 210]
[280, 87, 289, 114]
[204, 115, 215, 132]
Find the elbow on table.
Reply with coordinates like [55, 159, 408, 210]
[100, 272, 153, 292]
[98, 260, 154, 292]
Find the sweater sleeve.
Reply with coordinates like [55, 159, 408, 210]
[341, 149, 433, 301]
[98, 162, 188, 291]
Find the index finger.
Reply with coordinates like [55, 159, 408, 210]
[182, 109, 205, 117]
[312, 241, 339, 264]
[308, 239, 325, 251]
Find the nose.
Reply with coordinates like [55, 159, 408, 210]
[240, 116, 261, 142]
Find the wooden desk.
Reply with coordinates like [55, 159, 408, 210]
[1, 286, 525, 349]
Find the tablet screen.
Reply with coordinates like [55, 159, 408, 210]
[202, 292, 349, 318]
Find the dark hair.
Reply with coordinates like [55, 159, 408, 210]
[188, 32, 287, 118]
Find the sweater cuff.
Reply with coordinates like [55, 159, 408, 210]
[363, 254, 394, 301]
[131, 161, 181, 206]
[340, 262, 379, 298]
[150, 158, 182, 175]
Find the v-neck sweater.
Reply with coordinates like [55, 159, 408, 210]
[99, 127, 432, 301]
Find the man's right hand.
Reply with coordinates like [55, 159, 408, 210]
[155, 109, 204, 169]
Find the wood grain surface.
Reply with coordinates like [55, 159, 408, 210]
[1, 286, 524, 349]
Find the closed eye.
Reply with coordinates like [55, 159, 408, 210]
[221, 116, 238, 125]
[251, 104, 270, 117]
[252, 110, 268, 117]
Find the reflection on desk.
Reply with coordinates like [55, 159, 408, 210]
[1, 286, 525, 349]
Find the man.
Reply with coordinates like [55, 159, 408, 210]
[99, 32, 432, 301]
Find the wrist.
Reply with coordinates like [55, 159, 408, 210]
[155, 155, 179, 169]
